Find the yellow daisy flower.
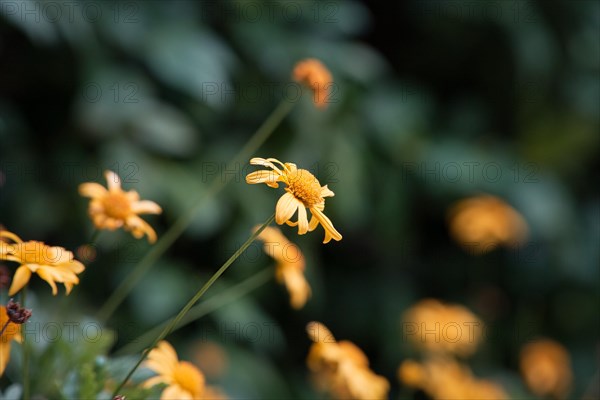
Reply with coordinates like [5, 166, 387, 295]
[144, 340, 226, 400]
[79, 170, 162, 243]
[255, 226, 311, 309]
[246, 158, 342, 244]
[306, 322, 390, 400]
[292, 58, 333, 109]
[0, 230, 85, 296]
[0, 305, 22, 376]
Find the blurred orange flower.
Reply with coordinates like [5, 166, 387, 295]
[398, 357, 508, 400]
[255, 226, 311, 309]
[246, 158, 342, 243]
[520, 338, 572, 399]
[402, 299, 484, 357]
[143, 340, 226, 400]
[292, 58, 332, 109]
[306, 322, 389, 399]
[79, 170, 162, 243]
[0, 230, 85, 296]
[448, 195, 528, 254]
[0, 305, 22, 376]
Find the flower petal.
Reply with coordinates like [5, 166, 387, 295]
[78, 182, 108, 198]
[162, 384, 193, 400]
[250, 158, 283, 174]
[104, 170, 122, 191]
[320, 185, 335, 198]
[126, 216, 158, 243]
[0, 342, 11, 376]
[131, 200, 162, 215]
[297, 205, 309, 234]
[308, 215, 319, 231]
[35, 267, 59, 295]
[245, 170, 281, 188]
[8, 266, 31, 296]
[310, 207, 342, 243]
[275, 193, 300, 225]
[0, 230, 23, 243]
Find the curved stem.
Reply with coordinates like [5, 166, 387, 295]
[110, 214, 275, 396]
[114, 267, 272, 356]
[97, 99, 294, 323]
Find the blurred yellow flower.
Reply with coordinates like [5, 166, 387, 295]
[144, 340, 227, 400]
[402, 299, 484, 357]
[306, 322, 389, 400]
[79, 170, 162, 243]
[398, 357, 508, 400]
[246, 158, 342, 244]
[0, 230, 85, 296]
[255, 226, 311, 309]
[448, 195, 528, 254]
[520, 338, 572, 399]
[292, 58, 332, 109]
[0, 305, 22, 376]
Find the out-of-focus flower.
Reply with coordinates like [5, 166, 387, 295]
[402, 299, 484, 357]
[292, 58, 333, 109]
[447, 195, 528, 254]
[306, 322, 389, 399]
[255, 226, 311, 309]
[398, 357, 508, 400]
[246, 158, 342, 243]
[79, 170, 162, 243]
[0, 230, 85, 296]
[520, 338, 572, 399]
[191, 340, 228, 379]
[0, 305, 22, 376]
[143, 340, 227, 400]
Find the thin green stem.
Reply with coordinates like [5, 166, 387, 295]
[115, 267, 272, 356]
[97, 99, 294, 323]
[110, 214, 275, 396]
[21, 288, 29, 400]
[89, 229, 101, 245]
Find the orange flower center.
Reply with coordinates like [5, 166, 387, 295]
[173, 361, 204, 397]
[103, 192, 132, 220]
[286, 169, 323, 207]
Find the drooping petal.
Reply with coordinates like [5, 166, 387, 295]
[126, 216, 158, 243]
[308, 215, 319, 231]
[276, 193, 300, 225]
[35, 267, 59, 295]
[297, 205, 309, 234]
[310, 207, 342, 243]
[8, 266, 32, 296]
[245, 170, 281, 188]
[78, 182, 108, 198]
